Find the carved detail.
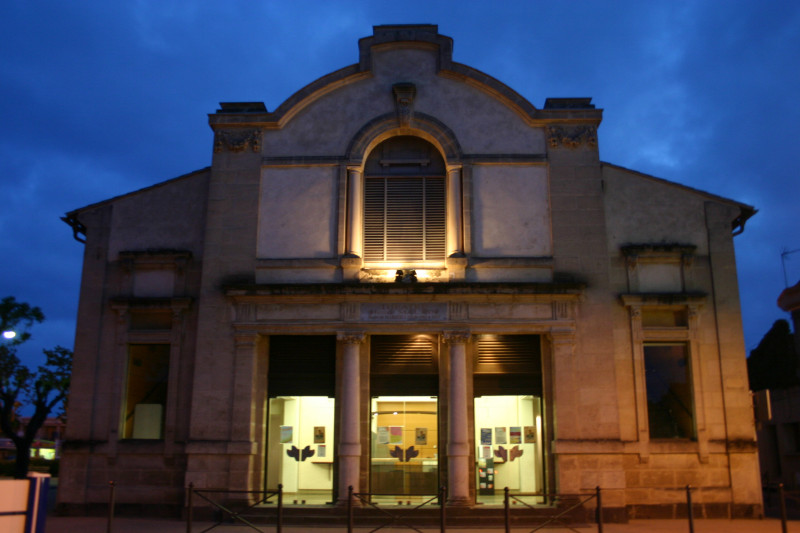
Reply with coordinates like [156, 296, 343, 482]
[546, 125, 598, 149]
[448, 302, 468, 321]
[213, 128, 262, 153]
[341, 302, 359, 322]
[442, 329, 471, 344]
[337, 331, 366, 344]
[553, 301, 573, 319]
[393, 83, 416, 127]
[235, 303, 256, 322]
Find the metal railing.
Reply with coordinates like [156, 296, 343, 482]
[347, 485, 446, 533]
[503, 486, 602, 533]
[763, 483, 799, 533]
[101, 480, 797, 532]
[185, 482, 283, 533]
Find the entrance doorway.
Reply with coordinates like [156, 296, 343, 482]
[474, 395, 544, 504]
[267, 396, 334, 504]
[370, 396, 439, 495]
[266, 335, 336, 504]
[473, 334, 546, 505]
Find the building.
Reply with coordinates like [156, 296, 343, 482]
[59, 25, 762, 519]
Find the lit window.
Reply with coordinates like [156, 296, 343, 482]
[123, 344, 170, 439]
[363, 136, 446, 265]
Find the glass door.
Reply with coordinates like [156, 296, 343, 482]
[370, 396, 438, 496]
[267, 396, 334, 504]
[474, 395, 544, 504]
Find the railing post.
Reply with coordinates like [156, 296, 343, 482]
[186, 482, 193, 533]
[596, 486, 603, 533]
[347, 485, 354, 533]
[504, 486, 510, 533]
[779, 483, 788, 533]
[686, 485, 694, 533]
[277, 484, 283, 533]
[107, 480, 115, 533]
[440, 486, 447, 533]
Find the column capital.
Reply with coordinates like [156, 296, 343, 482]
[337, 330, 366, 344]
[442, 329, 471, 344]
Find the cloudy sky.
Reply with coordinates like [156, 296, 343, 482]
[2, 1, 798, 370]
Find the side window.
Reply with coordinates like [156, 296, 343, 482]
[123, 344, 170, 439]
[643, 343, 695, 439]
[363, 136, 446, 265]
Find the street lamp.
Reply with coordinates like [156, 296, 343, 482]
[2, 330, 15, 340]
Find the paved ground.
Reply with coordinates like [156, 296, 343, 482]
[44, 516, 800, 532]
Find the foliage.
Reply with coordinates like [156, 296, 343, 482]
[0, 296, 72, 478]
[747, 319, 799, 391]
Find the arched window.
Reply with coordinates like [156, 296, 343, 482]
[363, 137, 446, 264]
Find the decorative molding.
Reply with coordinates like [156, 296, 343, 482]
[341, 302, 359, 321]
[337, 331, 366, 344]
[448, 302, 468, 321]
[442, 329, 471, 344]
[546, 125, 597, 149]
[213, 128, 262, 153]
[393, 82, 416, 127]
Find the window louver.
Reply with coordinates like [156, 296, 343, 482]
[364, 177, 445, 263]
[475, 335, 541, 373]
[371, 335, 438, 374]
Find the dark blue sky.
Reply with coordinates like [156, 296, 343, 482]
[2, 2, 798, 369]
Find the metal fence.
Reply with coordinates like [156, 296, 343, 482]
[96, 482, 798, 533]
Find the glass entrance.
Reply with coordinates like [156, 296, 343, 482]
[370, 396, 439, 495]
[474, 395, 544, 504]
[267, 396, 334, 504]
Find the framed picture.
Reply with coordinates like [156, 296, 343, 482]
[280, 425, 293, 444]
[415, 427, 427, 445]
[524, 426, 536, 443]
[314, 426, 326, 443]
[509, 426, 521, 444]
[495, 427, 507, 444]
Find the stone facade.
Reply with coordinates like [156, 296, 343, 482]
[59, 25, 761, 519]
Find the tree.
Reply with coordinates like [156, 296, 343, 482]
[747, 319, 799, 391]
[0, 296, 72, 479]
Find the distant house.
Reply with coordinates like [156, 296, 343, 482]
[59, 25, 761, 519]
[0, 417, 66, 461]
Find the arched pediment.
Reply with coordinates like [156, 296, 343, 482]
[346, 112, 462, 168]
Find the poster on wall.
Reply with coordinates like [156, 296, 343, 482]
[480, 427, 492, 445]
[378, 426, 389, 444]
[509, 427, 521, 444]
[524, 426, 536, 443]
[390, 426, 403, 444]
[481, 445, 492, 459]
[495, 427, 507, 444]
[415, 428, 427, 445]
[280, 425, 293, 443]
[317, 444, 326, 458]
[314, 426, 326, 443]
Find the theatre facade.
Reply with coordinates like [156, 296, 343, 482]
[59, 25, 762, 518]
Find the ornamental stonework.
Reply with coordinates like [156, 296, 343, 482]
[546, 125, 598, 149]
[213, 128, 262, 153]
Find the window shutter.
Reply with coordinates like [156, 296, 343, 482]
[370, 335, 438, 374]
[364, 176, 445, 263]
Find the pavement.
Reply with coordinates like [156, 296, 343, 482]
[43, 516, 800, 533]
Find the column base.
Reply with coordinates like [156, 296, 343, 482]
[446, 496, 472, 507]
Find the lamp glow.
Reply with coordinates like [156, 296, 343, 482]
[2, 330, 16, 340]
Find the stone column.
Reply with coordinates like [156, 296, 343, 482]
[446, 166, 463, 257]
[444, 329, 470, 505]
[346, 168, 363, 258]
[337, 331, 365, 502]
